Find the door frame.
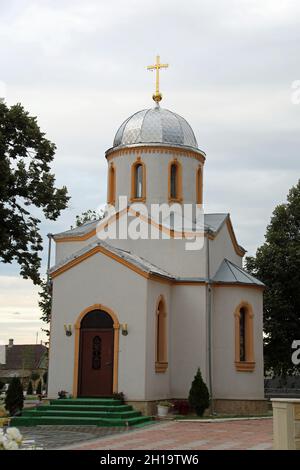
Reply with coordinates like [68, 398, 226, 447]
[73, 304, 120, 397]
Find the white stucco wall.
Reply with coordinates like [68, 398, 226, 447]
[111, 150, 202, 209]
[144, 280, 172, 400]
[209, 222, 243, 277]
[170, 285, 208, 398]
[48, 250, 149, 400]
[212, 286, 264, 399]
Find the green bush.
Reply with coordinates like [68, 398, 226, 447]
[36, 379, 42, 395]
[27, 380, 33, 395]
[5, 377, 24, 416]
[188, 368, 210, 416]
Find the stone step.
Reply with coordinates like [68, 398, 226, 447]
[37, 404, 132, 412]
[22, 409, 141, 419]
[10, 415, 151, 427]
[49, 398, 122, 406]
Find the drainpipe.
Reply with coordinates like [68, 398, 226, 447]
[46, 233, 53, 287]
[206, 229, 214, 413]
[46, 233, 53, 398]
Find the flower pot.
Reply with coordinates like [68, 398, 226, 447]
[157, 405, 169, 417]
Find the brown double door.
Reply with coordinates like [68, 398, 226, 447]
[78, 328, 114, 397]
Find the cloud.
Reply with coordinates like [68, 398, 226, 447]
[0, 0, 299, 341]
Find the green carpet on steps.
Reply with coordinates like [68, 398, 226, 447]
[10, 398, 153, 427]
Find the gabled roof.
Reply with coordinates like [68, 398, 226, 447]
[0, 344, 48, 371]
[213, 259, 264, 286]
[50, 239, 175, 281]
[53, 213, 236, 240]
[204, 213, 228, 232]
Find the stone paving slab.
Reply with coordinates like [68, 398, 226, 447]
[58, 418, 273, 450]
[18, 425, 126, 450]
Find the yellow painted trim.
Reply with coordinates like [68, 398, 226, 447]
[55, 229, 97, 243]
[234, 302, 255, 372]
[51, 245, 150, 280]
[155, 362, 168, 373]
[106, 144, 206, 164]
[168, 158, 183, 203]
[54, 212, 244, 261]
[107, 162, 116, 205]
[155, 295, 168, 373]
[226, 217, 246, 257]
[235, 361, 256, 372]
[130, 157, 146, 202]
[196, 165, 203, 205]
[73, 304, 120, 397]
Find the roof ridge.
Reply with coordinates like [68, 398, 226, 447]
[224, 258, 239, 282]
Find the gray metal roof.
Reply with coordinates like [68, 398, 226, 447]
[213, 259, 264, 286]
[50, 241, 262, 287]
[113, 105, 198, 149]
[53, 213, 229, 240]
[50, 239, 175, 280]
[204, 213, 228, 233]
[53, 219, 99, 240]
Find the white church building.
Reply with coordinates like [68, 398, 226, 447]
[48, 61, 267, 415]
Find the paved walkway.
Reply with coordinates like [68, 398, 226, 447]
[59, 418, 273, 450]
[19, 425, 126, 450]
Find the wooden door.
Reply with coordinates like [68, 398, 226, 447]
[78, 328, 114, 397]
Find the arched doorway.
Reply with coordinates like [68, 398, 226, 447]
[78, 309, 114, 397]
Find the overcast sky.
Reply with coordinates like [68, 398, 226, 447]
[0, 0, 299, 344]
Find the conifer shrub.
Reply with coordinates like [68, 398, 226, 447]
[36, 379, 42, 395]
[5, 377, 24, 416]
[188, 368, 210, 416]
[27, 380, 33, 395]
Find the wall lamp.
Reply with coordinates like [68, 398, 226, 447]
[64, 324, 73, 337]
[121, 323, 128, 336]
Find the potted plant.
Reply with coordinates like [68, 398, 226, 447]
[157, 401, 173, 417]
[58, 390, 67, 399]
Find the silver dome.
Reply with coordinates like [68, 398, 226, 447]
[113, 106, 198, 149]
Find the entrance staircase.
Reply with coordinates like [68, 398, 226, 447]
[10, 398, 152, 427]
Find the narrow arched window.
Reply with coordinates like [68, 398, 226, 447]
[131, 159, 146, 201]
[155, 297, 168, 373]
[170, 164, 177, 199]
[196, 166, 203, 204]
[239, 307, 246, 362]
[168, 159, 182, 202]
[135, 163, 143, 199]
[107, 164, 116, 205]
[234, 303, 255, 371]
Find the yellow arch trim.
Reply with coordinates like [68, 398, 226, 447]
[234, 301, 255, 372]
[73, 303, 120, 397]
[168, 158, 183, 203]
[130, 156, 146, 202]
[155, 295, 168, 373]
[196, 165, 203, 205]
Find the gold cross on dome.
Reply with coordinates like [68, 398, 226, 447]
[147, 55, 169, 103]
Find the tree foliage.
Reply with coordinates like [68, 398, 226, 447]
[5, 377, 24, 416]
[74, 209, 104, 228]
[246, 180, 300, 376]
[39, 209, 103, 330]
[38, 279, 52, 337]
[188, 368, 210, 416]
[0, 102, 69, 284]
